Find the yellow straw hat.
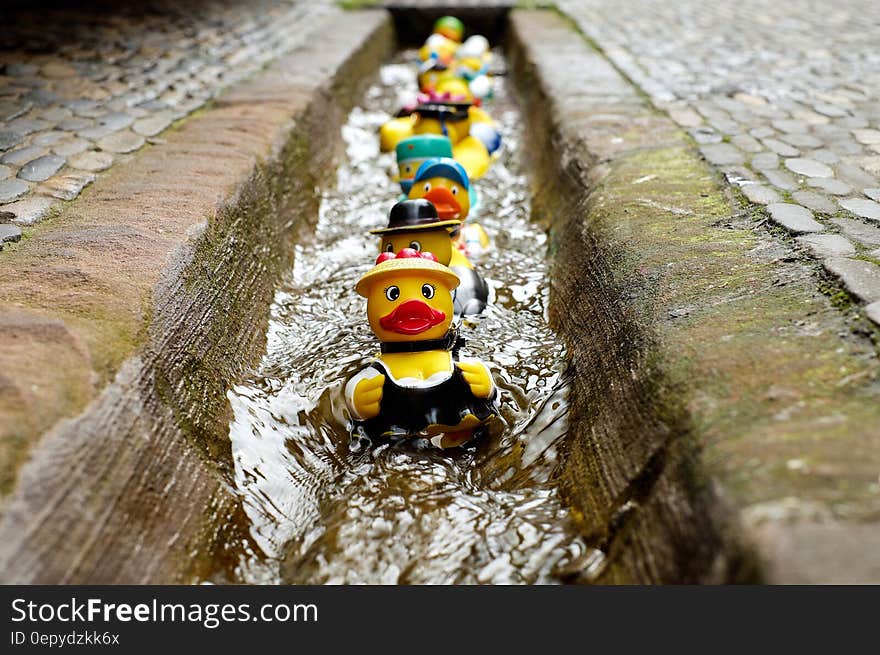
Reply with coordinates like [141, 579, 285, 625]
[355, 250, 460, 298]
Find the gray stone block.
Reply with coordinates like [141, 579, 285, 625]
[822, 257, 880, 302]
[766, 203, 823, 234]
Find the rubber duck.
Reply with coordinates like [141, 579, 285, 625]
[379, 88, 502, 177]
[458, 35, 490, 61]
[433, 16, 465, 43]
[372, 199, 489, 316]
[453, 35, 494, 101]
[418, 34, 458, 65]
[407, 157, 471, 221]
[411, 100, 500, 180]
[379, 113, 418, 154]
[417, 58, 457, 95]
[379, 95, 470, 155]
[417, 18, 464, 64]
[394, 119, 492, 208]
[419, 47, 493, 103]
[453, 58, 493, 102]
[407, 160, 491, 300]
[433, 76, 475, 103]
[345, 248, 498, 448]
[408, 157, 492, 258]
[407, 157, 490, 259]
[395, 134, 453, 196]
[371, 199, 459, 278]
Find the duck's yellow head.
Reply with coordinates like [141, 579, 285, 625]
[356, 249, 459, 343]
[419, 33, 458, 64]
[378, 228, 454, 267]
[370, 198, 460, 267]
[418, 65, 456, 94]
[414, 115, 469, 144]
[407, 157, 471, 222]
[435, 77, 474, 102]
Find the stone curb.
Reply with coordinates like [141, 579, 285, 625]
[509, 9, 880, 583]
[0, 9, 393, 583]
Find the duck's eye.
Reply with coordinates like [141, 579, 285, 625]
[423, 183, 431, 192]
[384, 242, 394, 252]
[421, 284, 435, 299]
[385, 286, 400, 301]
[404, 165, 411, 173]
[451, 186, 458, 195]
[409, 240, 421, 251]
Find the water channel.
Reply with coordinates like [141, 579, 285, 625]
[227, 51, 591, 584]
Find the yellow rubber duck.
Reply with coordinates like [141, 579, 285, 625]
[395, 134, 453, 196]
[380, 103, 495, 180]
[407, 157, 471, 222]
[405, 157, 491, 261]
[406, 157, 491, 259]
[372, 198, 489, 316]
[371, 198, 460, 268]
[379, 81, 501, 179]
[417, 59, 457, 95]
[418, 33, 458, 65]
[417, 16, 464, 63]
[345, 247, 497, 448]
[418, 43, 493, 102]
[411, 101, 497, 180]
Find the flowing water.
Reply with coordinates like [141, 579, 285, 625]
[227, 52, 590, 584]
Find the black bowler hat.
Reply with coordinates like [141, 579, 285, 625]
[415, 101, 470, 122]
[369, 198, 461, 235]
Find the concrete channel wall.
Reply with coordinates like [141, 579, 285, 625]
[508, 10, 745, 583]
[509, 10, 880, 583]
[0, 9, 393, 584]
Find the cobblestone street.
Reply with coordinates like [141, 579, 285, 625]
[0, 0, 332, 240]
[561, 0, 880, 325]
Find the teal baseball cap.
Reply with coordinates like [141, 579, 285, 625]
[412, 157, 470, 190]
[395, 135, 453, 162]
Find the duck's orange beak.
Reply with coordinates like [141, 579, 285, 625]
[423, 187, 461, 219]
[379, 300, 446, 335]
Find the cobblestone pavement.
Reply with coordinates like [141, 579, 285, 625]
[560, 0, 880, 326]
[0, 0, 334, 248]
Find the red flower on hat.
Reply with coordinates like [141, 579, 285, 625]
[375, 249, 439, 265]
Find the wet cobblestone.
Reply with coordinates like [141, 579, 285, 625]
[561, 0, 880, 324]
[0, 0, 333, 229]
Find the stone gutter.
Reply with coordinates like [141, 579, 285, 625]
[3, 1, 876, 585]
[0, 8, 393, 583]
[509, 9, 880, 583]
